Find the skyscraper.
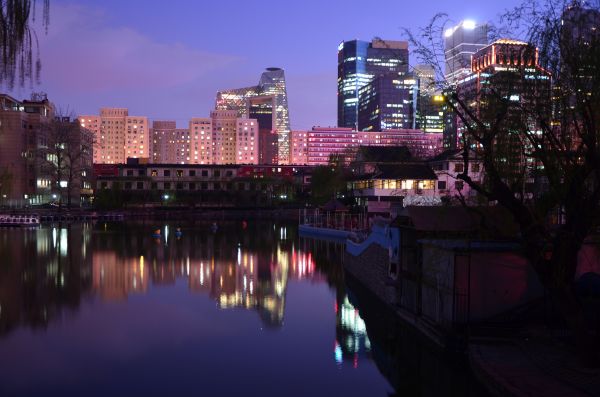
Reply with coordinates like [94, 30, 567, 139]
[357, 72, 418, 131]
[337, 39, 409, 130]
[444, 20, 488, 85]
[216, 68, 290, 164]
[456, 39, 552, 157]
[413, 64, 445, 134]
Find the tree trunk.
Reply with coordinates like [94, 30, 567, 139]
[548, 236, 598, 367]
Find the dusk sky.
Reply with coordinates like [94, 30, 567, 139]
[8, 0, 523, 129]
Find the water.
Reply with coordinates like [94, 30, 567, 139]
[0, 221, 486, 396]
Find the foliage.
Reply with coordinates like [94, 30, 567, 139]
[406, 0, 600, 365]
[310, 162, 348, 206]
[0, 0, 49, 88]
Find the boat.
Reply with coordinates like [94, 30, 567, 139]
[175, 228, 183, 238]
[152, 229, 161, 239]
[0, 214, 41, 227]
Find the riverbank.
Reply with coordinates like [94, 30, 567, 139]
[344, 237, 600, 397]
[1, 207, 305, 222]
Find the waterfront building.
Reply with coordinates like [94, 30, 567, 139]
[78, 108, 149, 164]
[349, 162, 439, 214]
[289, 127, 442, 166]
[95, 162, 314, 207]
[216, 68, 290, 163]
[150, 121, 190, 164]
[444, 20, 488, 85]
[338, 39, 409, 130]
[0, 94, 93, 206]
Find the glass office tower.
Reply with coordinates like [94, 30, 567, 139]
[337, 39, 409, 129]
[216, 67, 291, 163]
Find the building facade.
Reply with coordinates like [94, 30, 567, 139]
[456, 39, 552, 153]
[337, 39, 409, 130]
[0, 94, 93, 206]
[444, 20, 488, 85]
[289, 127, 443, 166]
[189, 118, 213, 164]
[216, 68, 290, 163]
[79, 108, 149, 164]
[358, 72, 418, 131]
[150, 121, 190, 164]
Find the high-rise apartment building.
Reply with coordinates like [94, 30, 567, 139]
[210, 110, 259, 165]
[189, 118, 213, 164]
[444, 20, 488, 85]
[150, 121, 190, 164]
[216, 68, 290, 163]
[79, 108, 149, 164]
[337, 39, 409, 129]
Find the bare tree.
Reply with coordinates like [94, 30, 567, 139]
[407, 0, 600, 365]
[39, 115, 93, 208]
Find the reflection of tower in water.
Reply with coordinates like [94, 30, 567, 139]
[334, 295, 371, 368]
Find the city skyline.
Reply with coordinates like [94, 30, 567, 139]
[4, 0, 523, 130]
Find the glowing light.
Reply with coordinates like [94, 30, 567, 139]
[334, 342, 343, 364]
[462, 20, 476, 29]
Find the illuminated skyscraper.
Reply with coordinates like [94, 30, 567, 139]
[456, 39, 552, 155]
[444, 20, 488, 85]
[216, 68, 290, 164]
[357, 72, 418, 131]
[337, 39, 409, 129]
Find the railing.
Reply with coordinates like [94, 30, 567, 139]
[298, 208, 369, 232]
[345, 223, 390, 256]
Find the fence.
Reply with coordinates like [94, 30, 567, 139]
[299, 208, 369, 232]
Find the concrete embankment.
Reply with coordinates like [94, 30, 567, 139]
[343, 244, 448, 348]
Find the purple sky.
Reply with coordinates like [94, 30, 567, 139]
[7, 0, 522, 129]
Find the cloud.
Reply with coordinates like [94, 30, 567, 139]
[36, 3, 238, 93]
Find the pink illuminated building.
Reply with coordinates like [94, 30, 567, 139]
[290, 127, 442, 165]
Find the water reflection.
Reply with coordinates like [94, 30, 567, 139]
[0, 224, 93, 336]
[88, 222, 320, 328]
[0, 222, 485, 396]
[336, 295, 372, 367]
